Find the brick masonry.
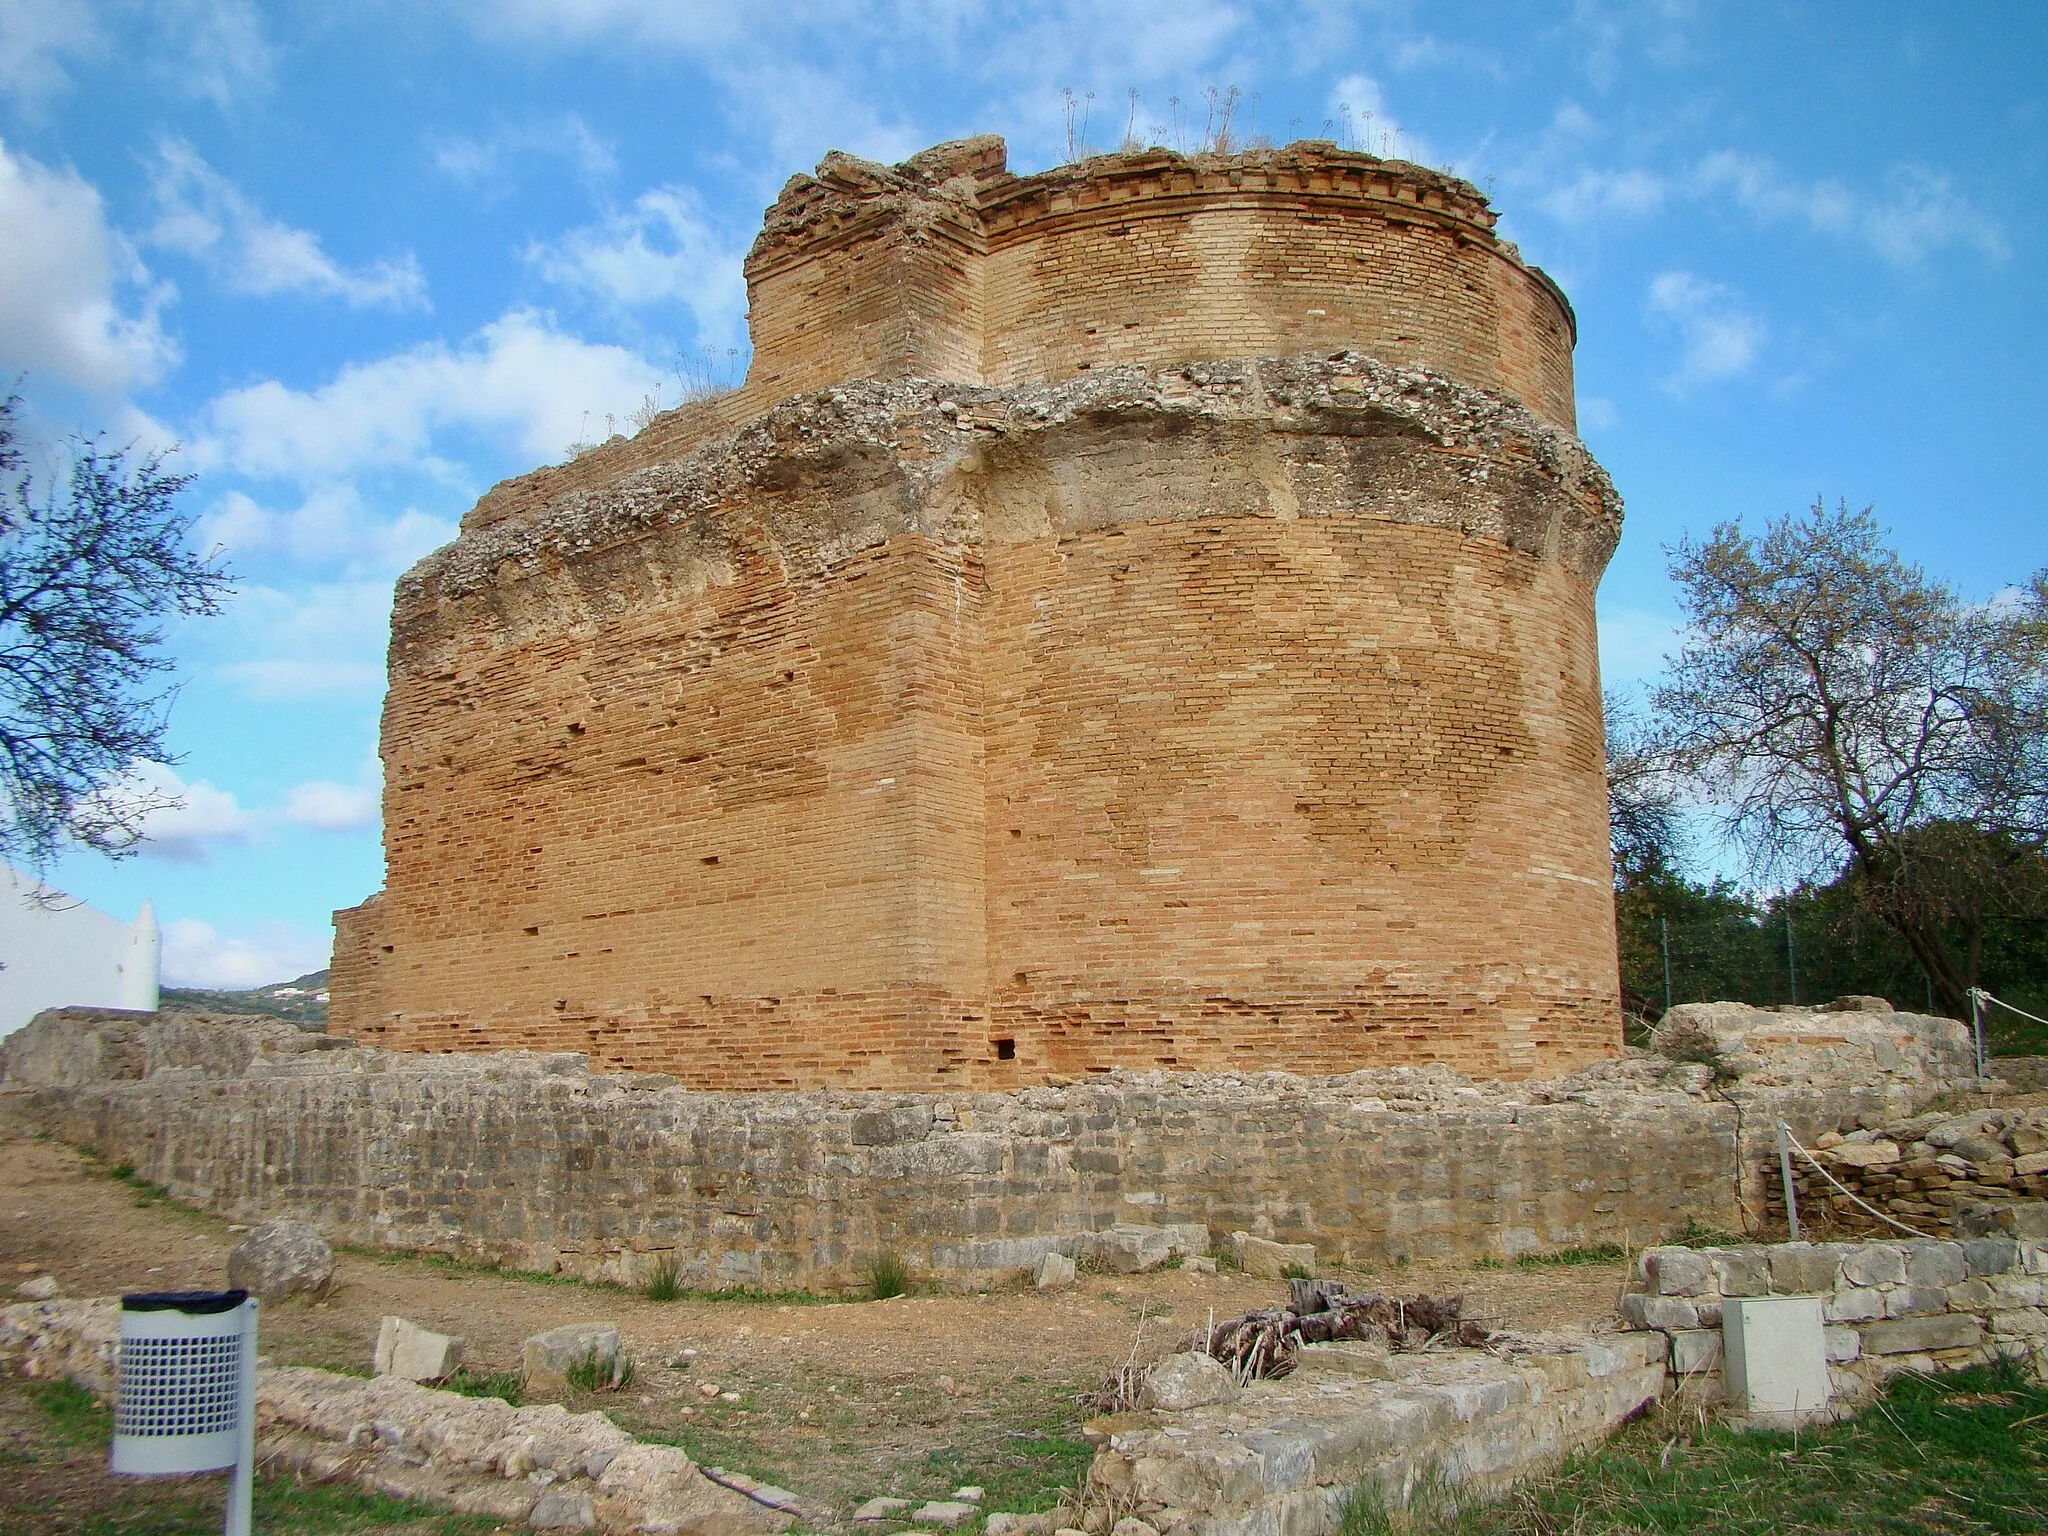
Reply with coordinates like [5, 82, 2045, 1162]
[331, 136, 1624, 1091]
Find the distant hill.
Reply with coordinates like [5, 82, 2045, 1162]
[160, 969, 329, 1028]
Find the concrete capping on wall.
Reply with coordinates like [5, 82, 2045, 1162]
[1623, 1235, 2048, 1414]
[0, 1004, 1987, 1290]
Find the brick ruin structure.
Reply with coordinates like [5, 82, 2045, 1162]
[330, 136, 1626, 1089]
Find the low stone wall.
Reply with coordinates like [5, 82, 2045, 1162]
[0, 1298, 786, 1535]
[1086, 1331, 1668, 1535]
[0, 1003, 1981, 1288]
[1623, 1235, 2048, 1409]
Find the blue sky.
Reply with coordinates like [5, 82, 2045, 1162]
[0, 0, 2040, 986]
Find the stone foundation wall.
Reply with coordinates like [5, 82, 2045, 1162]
[1624, 1235, 2048, 1408]
[1, 1004, 1985, 1290]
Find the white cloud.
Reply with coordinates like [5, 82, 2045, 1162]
[197, 485, 454, 572]
[89, 758, 382, 863]
[91, 761, 254, 864]
[151, 0, 271, 107]
[209, 579, 402, 701]
[0, 139, 178, 392]
[281, 778, 379, 832]
[1695, 151, 2008, 266]
[1539, 167, 1665, 225]
[526, 187, 747, 343]
[162, 916, 329, 988]
[147, 140, 427, 309]
[432, 114, 618, 188]
[1327, 73, 1430, 164]
[194, 308, 661, 482]
[1646, 270, 1764, 392]
[0, 0, 107, 107]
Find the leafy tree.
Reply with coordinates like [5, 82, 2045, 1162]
[0, 395, 230, 873]
[1652, 499, 2047, 1018]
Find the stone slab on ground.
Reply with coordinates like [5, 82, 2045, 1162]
[852, 1497, 913, 1521]
[1033, 1252, 1075, 1290]
[1227, 1232, 1317, 1281]
[912, 1501, 980, 1526]
[373, 1315, 463, 1382]
[1087, 1330, 1666, 1535]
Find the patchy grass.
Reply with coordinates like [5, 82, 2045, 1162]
[1669, 1216, 1748, 1247]
[645, 1255, 684, 1302]
[441, 1367, 522, 1405]
[1511, 1243, 1626, 1270]
[1342, 1359, 2048, 1534]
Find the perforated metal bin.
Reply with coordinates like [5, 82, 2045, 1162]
[113, 1289, 258, 1535]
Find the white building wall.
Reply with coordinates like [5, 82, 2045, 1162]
[0, 864, 159, 1038]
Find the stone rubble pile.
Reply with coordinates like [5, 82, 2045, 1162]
[1772, 1106, 2048, 1239]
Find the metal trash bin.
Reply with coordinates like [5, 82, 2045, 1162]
[113, 1289, 258, 1535]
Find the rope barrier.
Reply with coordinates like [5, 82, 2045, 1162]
[1776, 1121, 1938, 1240]
[1974, 988, 2048, 1032]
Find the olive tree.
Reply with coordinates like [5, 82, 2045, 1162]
[1654, 498, 2046, 1018]
[0, 395, 231, 873]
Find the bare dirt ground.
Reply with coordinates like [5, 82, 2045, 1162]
[0, 1111, 1628, 1522]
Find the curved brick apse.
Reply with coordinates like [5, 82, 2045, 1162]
[332, 138, 1626, 1088]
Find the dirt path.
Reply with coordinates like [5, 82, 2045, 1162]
[0, 1114, 1629, 1515]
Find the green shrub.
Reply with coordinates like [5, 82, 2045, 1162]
[867, 1250, 910, 1300]
[645, 1255, 683, 1302]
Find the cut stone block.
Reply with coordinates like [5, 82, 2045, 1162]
[1884, 1287, 1949, 1319]
[1228, 1232, 1316, 1280]
[1861, 1313, 1984, 1355]
[1767, 1244, 1842, 1295]
[522, 1321, 624, 1399]
[1033, 1252, 1076, 1290]
[1822, 1288, 1882, 1323]
[374, 1315, 464, 1382]
[912, 1502, 979, 1527]
[1960, 1238, 2018, 1277]
[1906, 1242, 1968, 1288]
[1667, 1328, 1722, 1374]
[1620, 1293, 1699, 1330]
[1724, 1296, 1830, 1425]
[1824, 1326, 1861, 1363]
[1991, 1308, 2048, 1337]
[1840, 1246, 1907, 1288]
[1710, 1247, 1771, 1297]
[1080, 1223, 1208, 1275]
[1645, 1248, 1711, 1297]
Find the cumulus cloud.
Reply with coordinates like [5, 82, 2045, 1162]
[1327, 73, 1430, 164]
[1539, 167, 1665, 225]
[147, 140, 427, 309]
[1645, 270, 1764, 392]
[431, 114, 618, 189]
[0, 139, 178, 392]
[526, 186, 747, 343]
[88, 759, 381, 863]
[0, 0, 108, 107]
[197, 485, 454, 572]
[208, 579, 404, 701]
[161, 916, 330, 989]
[1695, 151, 2008, 265]
[194, 308, 661, 482]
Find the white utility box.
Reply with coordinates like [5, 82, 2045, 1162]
[1722, 1294, 1830, 1427]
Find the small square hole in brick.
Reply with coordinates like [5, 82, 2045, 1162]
[994, 1038, 1016, 1061]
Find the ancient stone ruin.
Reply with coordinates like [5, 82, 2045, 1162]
[330, 136, 1625, 1089]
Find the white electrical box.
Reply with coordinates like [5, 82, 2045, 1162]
[1723, 1295, 1830, 1426]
